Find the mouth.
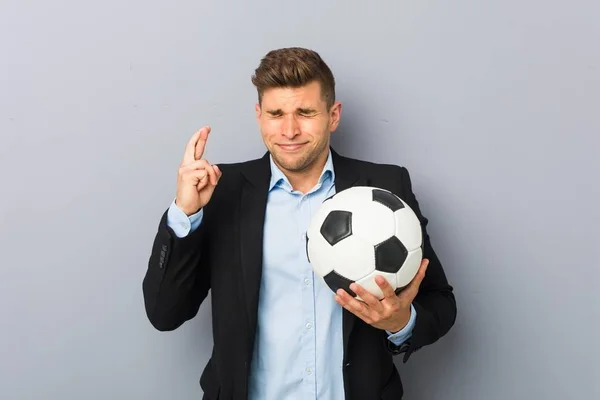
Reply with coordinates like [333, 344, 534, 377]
[277, 143, 307, 151]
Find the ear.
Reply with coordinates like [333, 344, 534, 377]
[328, 101, 342, 132]
[255, 103, 261, 122]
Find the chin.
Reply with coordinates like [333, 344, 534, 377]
[273, 153, 309, 172]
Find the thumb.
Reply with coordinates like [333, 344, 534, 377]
[212, 165, 222, 184]
[399, 258, 428, 300]
[413, 258, 429, 287]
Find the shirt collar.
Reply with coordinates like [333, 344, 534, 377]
[268, 149, 335, 192]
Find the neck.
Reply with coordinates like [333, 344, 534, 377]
[285, 151, 329, 194]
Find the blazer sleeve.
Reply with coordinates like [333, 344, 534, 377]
[387, 166, 457, 362]
[142, 207, 211, 331]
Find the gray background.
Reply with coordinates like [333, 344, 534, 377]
[1, 0, 598, 399]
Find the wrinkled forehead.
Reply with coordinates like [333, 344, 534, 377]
[260, 82, 327, 112]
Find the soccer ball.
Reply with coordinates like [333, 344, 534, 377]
[305, 186, 423, 300]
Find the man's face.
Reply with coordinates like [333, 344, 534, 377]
[255, 81, 341, 175]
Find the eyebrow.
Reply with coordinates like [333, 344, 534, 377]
[266, 107, 318, 115]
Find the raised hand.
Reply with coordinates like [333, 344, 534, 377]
[175, 126, 222, 216]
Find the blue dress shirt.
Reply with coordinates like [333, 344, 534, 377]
[166, 150, 416, 400]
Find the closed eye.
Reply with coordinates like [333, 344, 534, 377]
[297, 108, 318, 117]
[264, 108, 318, 118]
[266, 110, 283, 117]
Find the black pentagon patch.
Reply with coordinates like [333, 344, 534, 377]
[372, 189, 404, 212]
[374, 236, 408, 273]
[320, 210, 352, 246]
[323, 270, 356, 297]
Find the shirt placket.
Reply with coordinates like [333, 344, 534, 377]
[298, 192, 317, 397]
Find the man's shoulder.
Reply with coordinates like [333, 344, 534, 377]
[335, 151, 408, 177]
[210, 152, 270, 193]
[215, 155, 265, 171]
[214, 152, 268, 177]
[333, 151, 416, 196]
[201, 154, 269, 213]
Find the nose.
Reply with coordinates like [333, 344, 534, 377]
[281, 114, 300, 139]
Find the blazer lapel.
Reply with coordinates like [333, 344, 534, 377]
[239, 152, 271, 352]
[331, 149, 368, 358]
[237, 149, 367, 359]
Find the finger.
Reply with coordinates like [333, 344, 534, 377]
[412, 258, 429, 287]
[398, 258, 429, 300]
[179, 160, 220, 188]
[194, 126, 211, 160]
[374, 275, 397, 299]
[203, 161, 218, 186]
[181, 169, 208, 189]
[180, 159, 211, 173]
[183, 128, 204, 164]
[334, 289, 374, 322]
[181, 169, 208, 183]
[213, 165, 222, 182]
[211, 165, 222, 186]
[197, 174, 209, 191]
[349, 282, 384, 312]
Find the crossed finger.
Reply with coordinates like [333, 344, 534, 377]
[183, 126, 211, 164]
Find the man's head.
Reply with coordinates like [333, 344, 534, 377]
[252, 47, 342, 180]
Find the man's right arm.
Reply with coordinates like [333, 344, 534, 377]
[142, 203, 210, 331]
[142, 126, 221, 332]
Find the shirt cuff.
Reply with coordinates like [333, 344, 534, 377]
[166, 199, 204, 238]
[386, 303, 417, 346]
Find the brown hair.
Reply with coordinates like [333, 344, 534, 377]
[251, 47, 336, 109]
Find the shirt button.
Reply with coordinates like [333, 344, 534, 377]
[306, 368, 312, 375]
[304, 279, 310, 286]
[306, 322, 312, 329]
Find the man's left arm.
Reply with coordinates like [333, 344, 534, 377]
[392, 165, 457, 361]
[334, 166, 456, 362]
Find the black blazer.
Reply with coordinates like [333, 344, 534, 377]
[142, 149, 456, 400]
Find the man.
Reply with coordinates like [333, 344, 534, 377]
[143, 47, 456, 400]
